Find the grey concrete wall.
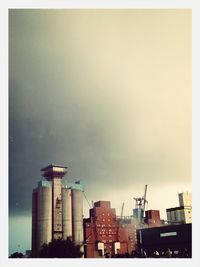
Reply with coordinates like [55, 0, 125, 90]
[71, 189, 83, 245]
[62, 188, 72, 239]
[37, 186, 52, 255]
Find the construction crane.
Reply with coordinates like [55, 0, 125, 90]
[120, 202, 125, 218]
[133, 185, 148, 210]
[133, 184, 148, 222]
[143, 184, 148, 212]
[133, 197, 143, 209]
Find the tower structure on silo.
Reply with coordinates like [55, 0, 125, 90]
[40, 164, 67, 240]
[31, 164, 84, 257]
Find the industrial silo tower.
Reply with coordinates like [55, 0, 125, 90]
[31, 164, 84, 257]
[40, 164, 68, 241]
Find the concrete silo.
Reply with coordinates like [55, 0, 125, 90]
[37, 181, 52, 255]
[71, 188, 84, 245]
[32, 164, 85, 257]
[62, 187, 72, 239]
[31, 189, 38, 257]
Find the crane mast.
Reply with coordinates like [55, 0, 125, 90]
[143, 184, 148, 212]
[120, 202, 125, 218]
[133, 184, 148, 223]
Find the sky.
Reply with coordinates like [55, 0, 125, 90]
[9, 9, 191, 255]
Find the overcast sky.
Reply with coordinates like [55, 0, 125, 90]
[9, 9, 191, 254]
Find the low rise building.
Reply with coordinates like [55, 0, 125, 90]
[136, 223, 191, 257]
[166, 192, 192, 224]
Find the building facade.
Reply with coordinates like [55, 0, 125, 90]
[144, 210, 163, 227]
[136, 223, 192, 257]
[83, 201, 137, 258]
[166, 192, 192, 224]
[31, 164, 84, 257]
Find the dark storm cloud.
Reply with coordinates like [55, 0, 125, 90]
[9, 10, 191, 216]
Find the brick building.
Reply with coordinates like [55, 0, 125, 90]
[83, 201, 136, 258]
[144, 210, 163, 227]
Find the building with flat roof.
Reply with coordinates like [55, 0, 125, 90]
[166, 192, 192, 224]
[136, 223, 191, 257]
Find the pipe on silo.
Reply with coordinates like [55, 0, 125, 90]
[37, 186, 52, 255]
[71, 189, 84, 245]
[62, 188, 72, 239]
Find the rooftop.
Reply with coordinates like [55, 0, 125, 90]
[41, 164, 68, 179]
[40, 164, 68, 172]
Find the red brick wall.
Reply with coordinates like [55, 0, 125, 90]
[145, 210, 162, 227]
[84, 201, 134, 257]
